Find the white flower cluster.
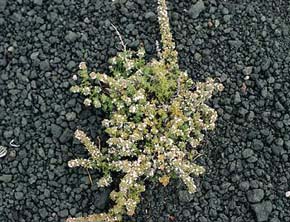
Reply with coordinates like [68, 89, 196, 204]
[97, 174, 113, 188]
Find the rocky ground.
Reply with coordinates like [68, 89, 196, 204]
[1, 0, 290, 221]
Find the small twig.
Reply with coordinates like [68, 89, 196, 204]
[192, 153, 203, 162]
[97, 137, 101, 149]
[86, 168, 93, 185]
[9, 139, 20, 148]
[110, 22, 126, 51]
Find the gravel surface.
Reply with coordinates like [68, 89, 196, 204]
[1, 0, 290, 221]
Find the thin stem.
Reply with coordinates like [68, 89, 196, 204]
[110, 22, 127, 51]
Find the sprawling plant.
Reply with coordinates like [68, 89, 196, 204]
[66, 0, 223, 221]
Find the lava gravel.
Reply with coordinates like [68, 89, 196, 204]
[1, 0, 290, 222]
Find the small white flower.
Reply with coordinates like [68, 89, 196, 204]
[82, 86, 91, 96]
[102, 119, 110, 128]
[89, 72, 97, 79]
[79, 62, 87, 70]
[72, 74, 78, 80]
[93, 99, 101, 108]
[83, 98, 92, 106]
[74, 129, 84, 140]
[70, 85, 80, 93]
[68, 160, 77, 168]
[129, 105, 137, 113]
[97, 175, 112, 187]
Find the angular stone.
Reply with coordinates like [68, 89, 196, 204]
[65, 31, 78, 42]
[67, 61, 76, 71]
[189, 0, 205, 19]
[0, 0, 7, 11]
[145, 11, 156, 21]
[51, 124, 62, 138]
[251, 201, 273, 222]
[58, 209, 68, 218]
[0, 174, 12, 183]
[239, 181, 250, 191]
[247, 189, 264, 203]
[242, 149, 254, 159]
[39, 60, 50, 71]
[33, 0, 43, 5]
[59, 128, 72, 144]
[66, 112, 76, 121]
[178, 190, 194, 202]
[15, 192, 24, 200]
[30, 52, 39, 60]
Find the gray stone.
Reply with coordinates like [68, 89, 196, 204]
[262, 30, 267, 37]
[30, 52, 39, 60]
[69, 208, 77, 215]
[0, 174, 12, 183]
[33, 0, 42, 5]
[65, 31, 78, 42]
[247, 189, 264, 203]
[178, 190, 194, 202]
[7, 46, 14, 53]
[251, 201, 273, 222]
[3, 130, 13, 139]
[262, 58, 271, 71]
[15, 192, 24, 200]
[95, 189, 110, 210]
[253, 139, 263, 151]
[229, 40, 243, 49]
[39, 60, 50, 71]
[67, 61, 76, 71]
[9, 83, 18, 92]
[39, 208, 48, 218]
[261, 87, 268, 98]
[51, 124, 62, 138]
[239, 107, 248, 116]
[234, 92, 241, 104]
[145, 12, 156, 21]
[222, 7, 229, 15]
[272, 145, 285, 156]
[285, 140, 290, 150]
[194, 52, 202, 61]
[58, 209, 68, 217]
[38, 147, 45, 158]
[239, 181, 250, 191]
[189, 0, 205, 19]
[275, 101, 285, 111]
[223, 15, 232, 23]
[199, 216, 208, 222]
[243, 66, 253, 75]
[65, 112, 76, 121]
[242, 149, 254, 159]
[247, 156, 258, 163]
[248, 111, 255, 121]
[0, 0, 7, 11]
[59, 128, 72, 144]
[268, 76, 275, 84]
[182, 209, 191, 217]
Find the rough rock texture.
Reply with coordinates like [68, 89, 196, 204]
[1, 0, 290, 221]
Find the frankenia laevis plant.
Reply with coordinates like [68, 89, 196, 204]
[66, 0, 223, 221]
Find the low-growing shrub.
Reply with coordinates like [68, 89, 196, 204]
[66, 0, 223, 221]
